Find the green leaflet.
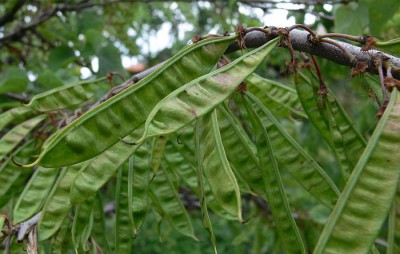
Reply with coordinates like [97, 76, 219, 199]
[246, 73, 306, 118]
[115, 165, 133, 253]
[26, 78, 107, 112]
[38, 161, 89, 241]
[0, 114, 46, 162]
[243, 94, 306, 254]
[131, 143, 151, 235]
[70, 129, 142, 204]
[28, 35, 236, 168]
[246, 92, 340, 208]
[0, 106, 34, 130]
[136, 37, 280, 143]
[150, 166, 197, 240]
[217, 104, 264, 197]
[314, 91, 400, 253]
[13, 167, 59, 224]
[0, 140, 37, 208]
[198, 110, 242, 221]
[194, 121, 217, 254]
[71, 195, 95, 251]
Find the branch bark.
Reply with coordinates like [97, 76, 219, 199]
[117, 28, 400, 94]
[90, 28, 400, 109]
[226, 29, 400, 78]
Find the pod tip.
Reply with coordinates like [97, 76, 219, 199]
[12, 156, 39, 168]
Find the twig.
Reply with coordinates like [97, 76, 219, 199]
[311, 55, 327, 92]
[288, 24, 317, 38]
[226, 29, 400, 79]
[318, 33, 364, 44]
[320, 38, 356, 64]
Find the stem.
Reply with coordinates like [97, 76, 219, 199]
[287, 24, 317, 38]
[376, 59, 389, 118]
[311, 55, 327, 91]
[320, 38, 356, 63]
[318, 33, 364, 44]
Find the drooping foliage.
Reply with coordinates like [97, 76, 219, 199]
[1, 1, 400, 253]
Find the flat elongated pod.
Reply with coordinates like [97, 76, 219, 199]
[91, 192, 111, 252]
[247, 73, 305, 118]
[0, 107, 34, 130]
[164, 139, 237, 220]
[26, 78, 107, 112]
[13, 167, 59, 224]
[150, 167, 197, 240]
[243, 94, 306, 254]
[0, 140, 37, 208]
[315, 91, 400, 253]
[137, 37, 280, 143]
[395, 183, 400, 251]
[115, 165, 133, 253]
[131, 144, 151, 235]
[38, 162, 89, 241]
[296, 72, 366, 179]
[50, 216, 72, 253]
[71, 196, 95, 250]
[70, 129, 142, 204]
[198, 110, 242, 221]
[150, 135, 168, 175]
[194, 121, 218, 254]
[246, 93, 340, 208]
[0, 114, 46, 162]
[295, 73, 334, 149]
[301, 72, 367, 179]
[27, 36, 236, 168]
[217, 105, 264, 197]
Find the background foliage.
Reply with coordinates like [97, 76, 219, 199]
[1, 0, 400, 253]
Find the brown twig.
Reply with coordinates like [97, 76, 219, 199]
[320, 38, 356, 64]
[287, 24, 317, 39]
[376, 56, 389, 118]
[318, 33, 364, 44]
